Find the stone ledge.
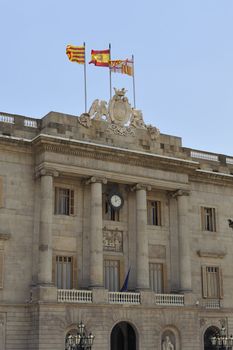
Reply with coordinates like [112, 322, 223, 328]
[197, 250, 226, 259]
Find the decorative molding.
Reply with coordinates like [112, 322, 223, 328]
[131, 183, 152, 192]
[85, 176, 107, 185]
[35, 168, 59, 179]
[197, 250, 226, 259]
[103, 227, 123, 252]
[169, 189, 190, 198]
[0, 233, 11, 240]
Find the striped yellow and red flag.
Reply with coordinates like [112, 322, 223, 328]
[89, 49, 110, 67]
[66, 45, 85, 64]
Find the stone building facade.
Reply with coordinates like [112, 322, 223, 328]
[0, 91, 233, 349]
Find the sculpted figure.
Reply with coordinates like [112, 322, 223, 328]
[130, 108, 146, 129]
[89, 99, 108, 121]
[162, 336, 174, 350]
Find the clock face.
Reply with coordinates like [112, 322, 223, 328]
[110, 194, 123, 209]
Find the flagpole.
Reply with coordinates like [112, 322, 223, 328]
[132, 55, 136, 108]
[84, 42, 87, 112]
[109, 43, 112, 99]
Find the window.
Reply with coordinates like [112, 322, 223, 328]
[0, 177, 3, 208]
[201, 207, 216, 232]
[202, 266, 223, 299]
[54, 187, 74, 215]
[147, 200, 161, 226]
[149, 263, 164, 293]
[104, 259, 120, 291]
[55, 256, 76, 289]
[0, 250, 4, 289]
[103, 195, 119, 221]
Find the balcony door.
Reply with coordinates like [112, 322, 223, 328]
[204, 326, 219, 350]
[111, 322, 136, 350]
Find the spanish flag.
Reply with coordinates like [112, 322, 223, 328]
[89, 49, 110, 67]
[66, 45, 85, 64]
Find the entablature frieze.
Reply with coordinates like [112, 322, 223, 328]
[35, 161, 191, 192]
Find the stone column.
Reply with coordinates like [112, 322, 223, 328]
[87, 176, 107, 288]
[173, 189, 192, 292]
[133, 184, 151, 290]
[38, 169, 57, 285]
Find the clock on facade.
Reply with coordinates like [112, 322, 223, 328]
[109, 193, 124, 209]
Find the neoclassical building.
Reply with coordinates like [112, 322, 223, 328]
[0, 90, 233, 350]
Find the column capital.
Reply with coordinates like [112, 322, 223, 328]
[35, 168, 59, 178]
[170, 189, 190, 198]
[85, 176, 107, 185]
[131, 183, 152, 192]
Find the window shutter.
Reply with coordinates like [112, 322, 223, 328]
[52, 254, 56, 285]
[70, 190, 74, 215]
[0, 251, 4, 288]
[218, 267, 223, 299]
[0, 177, 3, 208]
[201, 207, 205, 230]
[162, 264, 167, 293]
[72, 256, 77, 289]
[201, 266, 208, 298]
[119, 259, 124, 289]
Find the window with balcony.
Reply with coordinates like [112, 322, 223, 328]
[149, 262, 164, 293]
[201, 207, 216, 232]
[54, 187, 74, 215]
[0, 250, 4, 289]
[54, 256, 77, 289]
[104, 259, 120, 291]
[202, 266, 223, 299]
[147, 200, 161, 226]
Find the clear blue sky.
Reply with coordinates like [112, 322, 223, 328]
[1, 0, 233, 155]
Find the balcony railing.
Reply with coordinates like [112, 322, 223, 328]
[155, 293, 184, 306]
[57, 289, 93, 303]
[109, 292, 140, 304]
[0, 114, 14, 124]
[24, 119, 37, 128]
[201, 299, 221, 309]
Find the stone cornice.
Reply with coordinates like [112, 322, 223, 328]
[32, 134, 198, 174]
[190, 169, 233, 187]
[169, 189, 190, 198]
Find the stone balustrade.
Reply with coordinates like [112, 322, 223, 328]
[155, 293, 185, 306]
[108, 292, 141, 304]
[57, 289, 186, 306]
[57, 289, 93, 303]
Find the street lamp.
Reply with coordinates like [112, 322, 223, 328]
[65, 321, 94, 350]
[211, 325, 233, 349]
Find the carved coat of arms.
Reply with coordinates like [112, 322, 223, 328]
[108, 88, 132, 126]
[78, 87, 160, 139]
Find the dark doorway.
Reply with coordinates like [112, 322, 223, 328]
[111, 322, 136, 350]
[204, 326, 219, 350]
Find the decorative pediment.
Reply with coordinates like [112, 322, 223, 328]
[197, 250, 226, 259]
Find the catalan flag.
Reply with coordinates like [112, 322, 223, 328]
[89, 49, 110, 67]
[66, 45, 85, 64]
